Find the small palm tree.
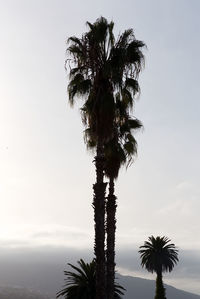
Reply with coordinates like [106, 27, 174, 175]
[139, 236, 179, 299]
[56, 259, 125, 299]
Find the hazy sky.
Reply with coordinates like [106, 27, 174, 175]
[0, 0, 200, 294]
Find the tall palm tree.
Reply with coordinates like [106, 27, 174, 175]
[56, 259, 125, 299]
[85, 105, 143, 299]
[67, 17, 145, 298]
[104, 113, 142, 299]
[139, 236, 179, 299]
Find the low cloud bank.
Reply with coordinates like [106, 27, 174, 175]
[0, 246, 199, 296]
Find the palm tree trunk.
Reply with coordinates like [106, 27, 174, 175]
[106, 177, 117, 299]
[93, 141, 107, 299]
[155, 272, 166, 299]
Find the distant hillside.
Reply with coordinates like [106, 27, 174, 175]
[0, 286, 50, 299]
[0, 275, 200, 299]
[118, 274, 200, 299]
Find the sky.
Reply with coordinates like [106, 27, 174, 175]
[0, 0, 200, 295]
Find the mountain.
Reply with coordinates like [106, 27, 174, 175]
[118, 274, 200, 299]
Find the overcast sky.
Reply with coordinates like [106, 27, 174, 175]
[0, 0, 200, 295]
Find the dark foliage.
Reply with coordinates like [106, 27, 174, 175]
[139, 236, 179, 274]
[67, 16, 145, 299]
[56, 259, 125, 299]
[139, 236, 179, 299]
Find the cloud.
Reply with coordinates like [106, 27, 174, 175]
[0, 224, 93, 249]
[158, 180, 200, 216]
[30, 225, 93, 248]
[31, 226, 89, 241]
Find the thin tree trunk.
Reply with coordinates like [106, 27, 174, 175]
[106, 177, 117, 299]
[93, 141, 107, 299]
[155, 272, 166, 299]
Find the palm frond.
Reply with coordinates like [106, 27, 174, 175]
[66, 17, 145, 146]
[57, 259, 125, 299]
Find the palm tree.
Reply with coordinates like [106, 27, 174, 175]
[56, 259, 125, 299]
[85, 104, 143, 299]
[67, 17, 145, 298]
[104, 113, 142, 299]
[139, 236, 179, 299]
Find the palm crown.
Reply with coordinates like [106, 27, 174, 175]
[85, 95, 143, 179]
[56, 259, 124, 299]
[67, 16, 145, 144]
[139, 236, 179, 274]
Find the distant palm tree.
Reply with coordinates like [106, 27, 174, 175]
[139, 236, 179, 299]
[67, 16, 145, 298]
[56, 259, 125, 299]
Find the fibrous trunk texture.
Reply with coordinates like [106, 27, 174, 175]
[93, 142, 107, 299]
[106, 178, 117, 299]
[155, 272, 166, 299]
